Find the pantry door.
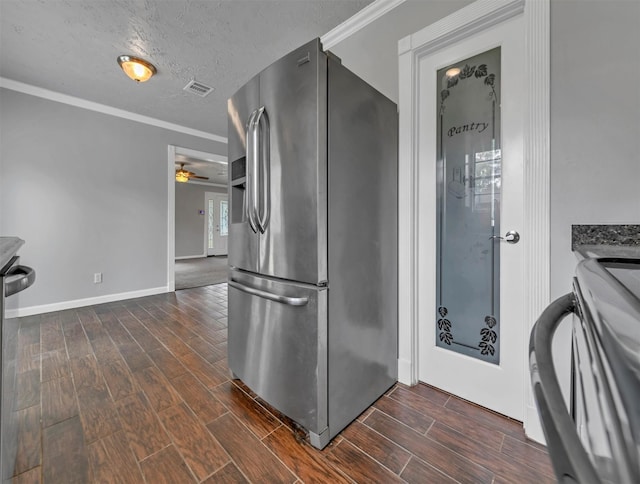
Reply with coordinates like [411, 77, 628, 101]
[414, 12, 525, 419]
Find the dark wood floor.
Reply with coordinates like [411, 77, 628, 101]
[6, 284, 555, 483]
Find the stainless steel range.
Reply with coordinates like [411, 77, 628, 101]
[1, 237, 36, 479]
[530, 248, 640, 483]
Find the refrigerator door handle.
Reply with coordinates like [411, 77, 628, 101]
[245, 109, 260, 233]
[255, 106, 270, 233]
[229, 280, 309, 307]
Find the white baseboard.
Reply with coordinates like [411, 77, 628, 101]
[524, 404, 546, 445]
[5, 286, 169, 318]
[175, 254, 206, 260]
[397, 357, 414, 385]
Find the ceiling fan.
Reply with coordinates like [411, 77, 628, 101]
[175, 162, 209, 183]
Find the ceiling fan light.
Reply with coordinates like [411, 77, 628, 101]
[175, 172, 189, 183]
[117, 55, 156, 82]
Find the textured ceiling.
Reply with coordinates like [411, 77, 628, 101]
[0, 0, 373, 139]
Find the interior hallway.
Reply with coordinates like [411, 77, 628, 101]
[174, 256, 228, 290]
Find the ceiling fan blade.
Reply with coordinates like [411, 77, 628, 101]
[191, 175, 209, 180]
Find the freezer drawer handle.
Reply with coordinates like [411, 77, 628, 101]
[229, 280, 308, 307]
[4, 265, 36, 297]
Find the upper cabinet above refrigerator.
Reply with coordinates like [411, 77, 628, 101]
[228, 39, 328, 285]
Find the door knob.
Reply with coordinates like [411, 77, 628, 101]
[489, 230, 520, 244]
[504, 230, 520, 243]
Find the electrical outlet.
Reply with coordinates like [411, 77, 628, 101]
[94, 272, 102, 284]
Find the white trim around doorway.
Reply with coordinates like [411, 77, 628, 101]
[397, 0, 549, 443]
[167, 145, 177, 293]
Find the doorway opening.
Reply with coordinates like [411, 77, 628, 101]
[206, 192, 229, 256]
[167, 146, 228, 291]
[397, 0, 550, 442]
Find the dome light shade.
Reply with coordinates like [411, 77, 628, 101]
[117, 55, 156, 82]
[445, 67, 461, 78]
[175, 172, 189, 183]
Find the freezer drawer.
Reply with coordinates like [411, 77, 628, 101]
[227, 270, 327, 438]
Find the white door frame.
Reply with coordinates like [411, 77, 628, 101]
[397, 0, 549, 442]
[205, 192, 229, 256]
[167, 145, 228, 292]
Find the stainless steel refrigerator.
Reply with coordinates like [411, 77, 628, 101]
[227, 38, 397, 449]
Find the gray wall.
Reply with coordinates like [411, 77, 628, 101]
[175, 182, 226, 258]
[329, 0, 473, 102]
[0, 88, 226, 310]
[548, 0, 640, 410]
[550, 0, 640, 300]
[2, 0, 637, 313]
[332, 0, 640, 299]
[329, 0, 640, 435]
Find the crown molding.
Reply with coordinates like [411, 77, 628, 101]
[321, 0, 406, 50]
[0, 77, 227, 144]
[399, 0, 525, 55]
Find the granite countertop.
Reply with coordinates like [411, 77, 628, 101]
[572, 224, 640, 260]
[0, 237, 25, 271]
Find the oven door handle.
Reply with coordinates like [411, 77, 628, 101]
[529, 293, 600, 484]
[4, 265, 36, 297]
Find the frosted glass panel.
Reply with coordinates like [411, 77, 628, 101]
[435, 47, 501, 364]
[220, 200, 229, 237]
[208, 199, 214, 250]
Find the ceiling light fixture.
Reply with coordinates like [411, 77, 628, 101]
[445, 67, 461, 78]
[175, 163, 209, 183]
[117, 55, 157, 82]
[175, 172, 189, 183]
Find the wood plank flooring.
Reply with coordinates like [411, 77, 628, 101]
[5, 284, 555, 483]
